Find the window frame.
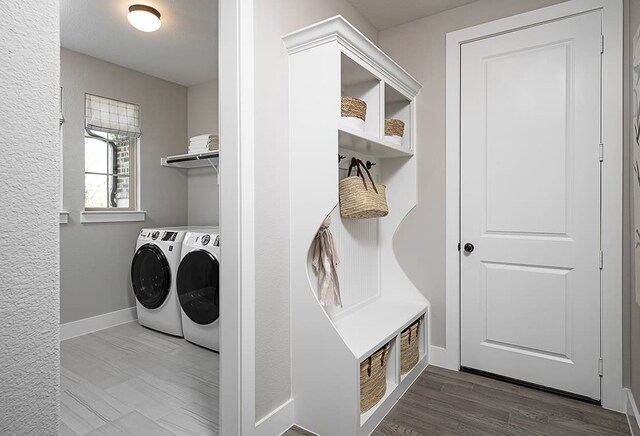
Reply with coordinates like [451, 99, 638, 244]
[83, 127, 138, 212]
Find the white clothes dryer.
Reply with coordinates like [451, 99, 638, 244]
[131, 227, 190, 336]
[177, 230, 220, 351]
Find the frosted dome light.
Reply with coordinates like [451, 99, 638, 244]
[128, 4, 161, 32]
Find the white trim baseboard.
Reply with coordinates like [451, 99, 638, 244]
[626, 388, 640, 435]
[60, 307, 137, 341]
[255, 399, 294, 436]
[429, 345, 458, 370]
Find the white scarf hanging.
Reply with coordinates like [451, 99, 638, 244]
[311, 216, 342, 307]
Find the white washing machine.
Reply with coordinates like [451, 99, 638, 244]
[131, 227, 190, 336]
[177, 230, 220, 351]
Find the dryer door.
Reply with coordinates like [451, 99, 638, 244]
[131, 243, 171, 309]
[177, 250, 219, 325]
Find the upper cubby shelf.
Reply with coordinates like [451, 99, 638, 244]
[339, 48, 417, 154]
[160, 150, 219, 169]
[339, 125, 413, 158]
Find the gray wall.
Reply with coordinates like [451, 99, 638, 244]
[0, 0, 60, 433]
[629, 0, 640, 401]
[60, 48, 188, 323]
[187, 79, 219, 227]
[377, 0, 568, 348]
[253, 0, 377, 421]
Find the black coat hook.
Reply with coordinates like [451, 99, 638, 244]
[366, 160, 376, 170]
[338, 154, 346, 162]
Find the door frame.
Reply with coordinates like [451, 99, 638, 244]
[443, 0, 623, 411]
[219, 0, 256, 434]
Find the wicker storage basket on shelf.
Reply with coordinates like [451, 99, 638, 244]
[360, 342, 390, 413]
[341, 96, 367, 121]
[400, 319, 420, 375]
[385, 118, 405, 137]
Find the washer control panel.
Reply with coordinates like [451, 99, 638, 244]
[138, 229, 179, 242]
[194, 234, 220, 247]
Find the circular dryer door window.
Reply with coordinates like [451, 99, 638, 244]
[131, 243, 171, 309]
[177, 250, 219, 325]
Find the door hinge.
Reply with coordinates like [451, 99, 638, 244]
[601, 34, 605, 53]
[458, 242, 461, 252]
[598, 358, 603, 377]
[599, 251, 604, 270]
[599, 143, 604, 162]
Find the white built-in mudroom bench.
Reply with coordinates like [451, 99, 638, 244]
[285, 16, 430, 436]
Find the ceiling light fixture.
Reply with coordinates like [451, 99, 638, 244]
[128, 4, 161, 32]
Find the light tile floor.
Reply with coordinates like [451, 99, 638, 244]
[60, 322, 219, 436]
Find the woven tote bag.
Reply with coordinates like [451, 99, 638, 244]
[339, 158, 389, 219]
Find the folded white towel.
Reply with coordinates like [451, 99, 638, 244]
[189, 140, 210, 148]
[190, 134, 218, 142]
[188, 143, 219, 154]
[189, 142, 218, 150]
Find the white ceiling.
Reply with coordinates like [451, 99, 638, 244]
[346, 0, 479, 30]
[60, 0, 218, 87]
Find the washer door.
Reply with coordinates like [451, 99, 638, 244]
[131, 243, 171, 309]
[177, 250, 219, 325]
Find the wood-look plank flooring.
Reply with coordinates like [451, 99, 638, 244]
[286, 366, 630, 436]
[60, 322, 219, 436]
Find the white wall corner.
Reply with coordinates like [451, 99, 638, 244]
[60, 307, 137, 341]
[626, 389, 640, 435]
[255, 398, 294, 436]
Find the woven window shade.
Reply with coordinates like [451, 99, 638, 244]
[85, 94, 141, 138]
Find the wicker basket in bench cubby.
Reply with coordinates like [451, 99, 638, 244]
[359, 341, 391, 413]
[400, 318, 421, 375]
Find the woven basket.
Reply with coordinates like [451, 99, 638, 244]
[341, 96, 367, 121]
[339, 177, 388, 219]
[339, 158, 389, 219]
[400, 319, 420, 375]
[385, 119, 405, 137]
[360, 343, 390, 413]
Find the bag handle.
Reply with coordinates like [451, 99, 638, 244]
[346, 158, 379, 194]
[408, 319, 421, 345]
[347, 157, 358, 177]
[365, 344, 389, 378]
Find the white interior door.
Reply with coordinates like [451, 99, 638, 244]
[460, 11, 602, 400]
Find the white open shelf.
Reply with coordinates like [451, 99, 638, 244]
[333, 298, 427, 360]
[339, 125, 414, 158]
[160, 150, 219, 169]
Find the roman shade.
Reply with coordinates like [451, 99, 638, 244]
[85, 93, 141, 137]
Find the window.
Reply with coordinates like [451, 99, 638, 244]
[84, 94, 140, 211]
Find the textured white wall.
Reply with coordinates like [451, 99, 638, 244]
[378, 0, 568, 348]
[253, 0, 377, 421]
[0, 0, 60, 433]
[60, 48, 188, 323]
[187, 79, 219, 227]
